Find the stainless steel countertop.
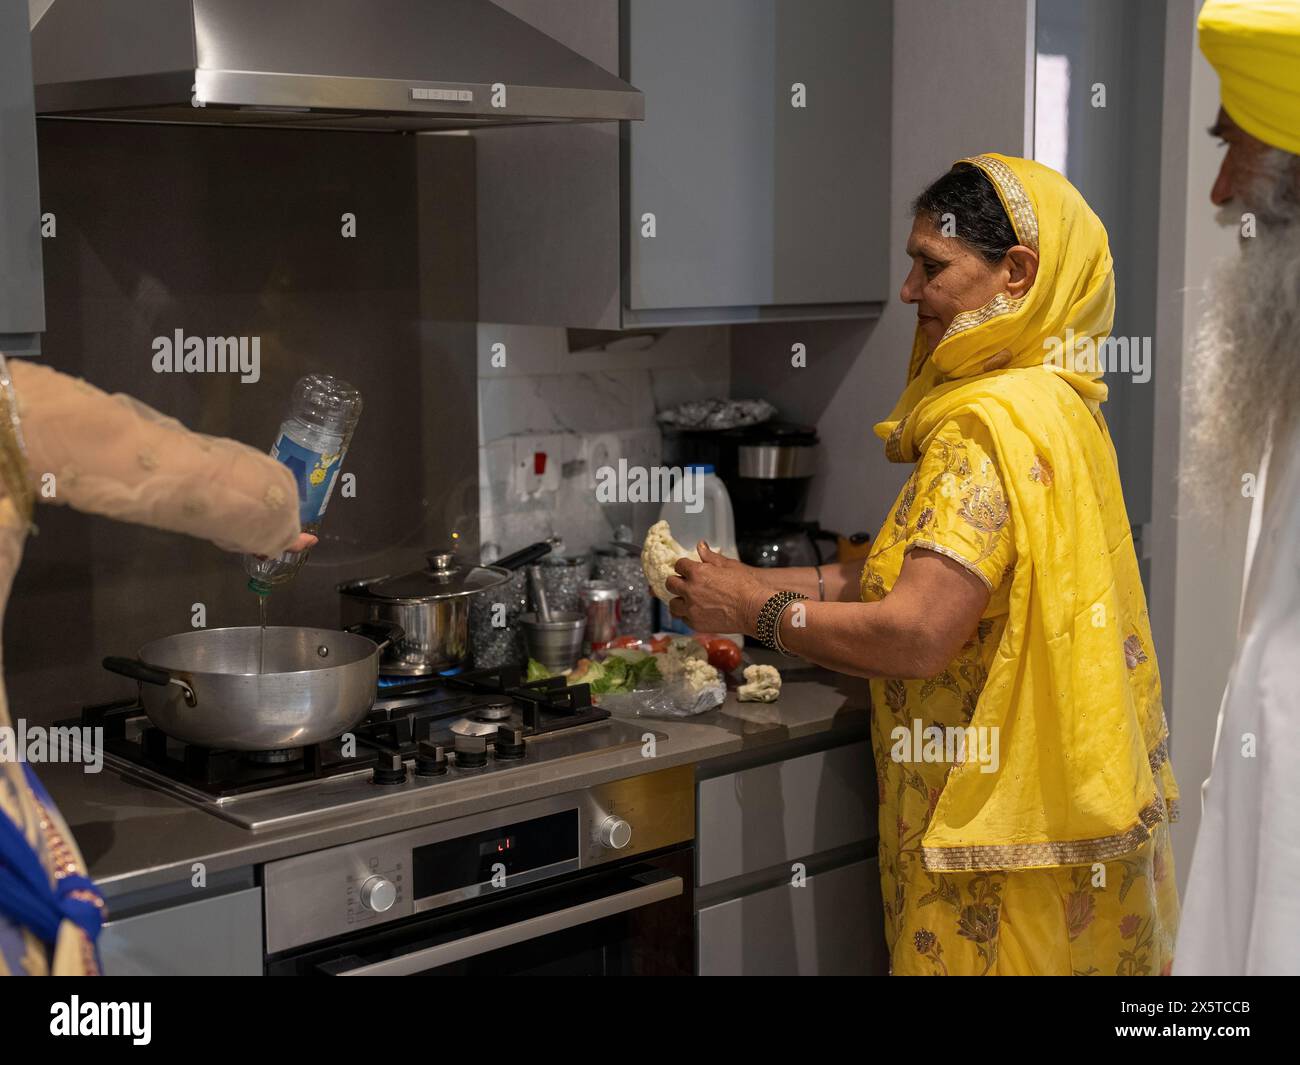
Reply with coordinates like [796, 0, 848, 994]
[41, 655, 869, 896]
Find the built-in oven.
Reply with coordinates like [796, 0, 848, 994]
[263, 765, 695, 976]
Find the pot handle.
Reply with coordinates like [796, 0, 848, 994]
[494, 541, 554, 571]
[344, 621, 405, 653]
[102, 656, 198, 708]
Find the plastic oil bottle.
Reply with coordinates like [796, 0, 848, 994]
[244, 373, 362, 596]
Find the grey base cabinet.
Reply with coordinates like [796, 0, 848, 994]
[99, 886, 264, 976]
[698, 858, 884, 976]
[695, 737, 887, 975]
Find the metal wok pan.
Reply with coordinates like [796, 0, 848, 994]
[102, 621, 401, 751]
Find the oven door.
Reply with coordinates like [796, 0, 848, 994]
[265, 845, 694, 976]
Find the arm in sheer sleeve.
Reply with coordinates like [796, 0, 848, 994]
[8, 360, 300, 556]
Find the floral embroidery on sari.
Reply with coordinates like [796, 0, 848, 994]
[917, 872, 1007, 975]
[1029, 454, 1055, 485]
[1124, 634, 1149, 669]
[956, 483, 1010, 565]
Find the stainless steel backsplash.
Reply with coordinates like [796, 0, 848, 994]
[8, 120, 479, 722]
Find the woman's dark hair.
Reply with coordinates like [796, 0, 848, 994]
[912, 164, 1018, 263]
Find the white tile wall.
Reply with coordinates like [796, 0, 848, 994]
[477, 323, 728, 556]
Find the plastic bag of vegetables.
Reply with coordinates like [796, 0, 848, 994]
[526, 640, 726, 718]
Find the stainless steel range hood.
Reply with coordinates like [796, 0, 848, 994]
[32, 0, 643, 131]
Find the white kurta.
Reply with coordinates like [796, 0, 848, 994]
[1175, 415, 1300, 975]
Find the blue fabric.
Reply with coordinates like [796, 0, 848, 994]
[0, 762, 104, 957]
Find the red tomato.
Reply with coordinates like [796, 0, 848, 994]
[610, 635, 642, 649]
[648, 636, 671, 654]
[706, 638, 742, 673]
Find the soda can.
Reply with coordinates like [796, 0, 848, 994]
[579, 580, 622, 652]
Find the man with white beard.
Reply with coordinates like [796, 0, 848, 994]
[1175, 0, 1300, 976]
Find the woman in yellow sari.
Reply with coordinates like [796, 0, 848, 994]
[667, 154, 1180, 975]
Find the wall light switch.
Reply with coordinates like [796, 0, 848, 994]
[511, 438, 542, 498]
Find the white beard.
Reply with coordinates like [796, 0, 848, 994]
[1185, 149, 1300, 510]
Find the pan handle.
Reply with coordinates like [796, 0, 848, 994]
[102, 656, 198, 708]
[494, 541, 554, 572]
[344, 621, 405, 653]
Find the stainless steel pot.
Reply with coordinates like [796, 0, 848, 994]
[102, 621, 402, 751]
[337, 543, 552, 675]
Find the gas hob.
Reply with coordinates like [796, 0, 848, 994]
[75, 666, 659, 831]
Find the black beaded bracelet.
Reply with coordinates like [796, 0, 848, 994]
[755, 590, 808, 653]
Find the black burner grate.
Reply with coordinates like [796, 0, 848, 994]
[74, 667, 607, 799]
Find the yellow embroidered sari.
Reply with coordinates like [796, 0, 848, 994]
[864, 154, 1179, 975]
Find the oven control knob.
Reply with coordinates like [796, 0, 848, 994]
[359, 875, 397, 913]
[596, 815, 632, 850]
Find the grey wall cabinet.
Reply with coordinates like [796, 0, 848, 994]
[0, 4, 44, 355]
[478, 0, 891, 329]
[623, 0, 890, 326]
[477, 0, 624, 329]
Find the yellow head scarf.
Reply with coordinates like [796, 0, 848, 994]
[1199, 0, 1300, 156]
[875, 154, 1177, 871]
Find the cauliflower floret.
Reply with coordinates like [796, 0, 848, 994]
[658, 638, 715, 691]
[737, 663, 782, 703]
[664, 636, 707, 667]
[660, 642, 722, 691]
[677, 656, 721, 692]
[641, 520, 699, 603]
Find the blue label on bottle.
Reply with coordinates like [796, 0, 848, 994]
[272, 433, 343, 525]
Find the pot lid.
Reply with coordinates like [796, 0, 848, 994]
[357, 551, 509, 601]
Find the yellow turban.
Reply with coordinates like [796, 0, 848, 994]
[1199, 0, 1300, 155]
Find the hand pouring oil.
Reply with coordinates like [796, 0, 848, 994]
[243, 374, 362, 671]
